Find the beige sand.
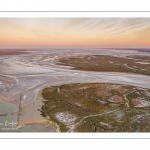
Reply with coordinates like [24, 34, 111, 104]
[136, 62, 150, 64]
[17, 90, 60, 132]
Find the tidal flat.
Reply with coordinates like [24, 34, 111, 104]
[0, 48, 150, 132]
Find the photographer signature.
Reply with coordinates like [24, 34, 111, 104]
[0, 120, 17, 127]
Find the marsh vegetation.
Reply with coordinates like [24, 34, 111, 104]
[58, 55, 150, 76]
[40, 83, 150, 132]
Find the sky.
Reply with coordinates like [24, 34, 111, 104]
[0, 18, 150, 48]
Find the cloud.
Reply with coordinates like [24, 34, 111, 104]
[63, 18, 90, 30]
[1, 18, 150, 47]
[32, 29, 56, 39]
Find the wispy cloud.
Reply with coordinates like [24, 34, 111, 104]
[0, 18, 150, 48]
